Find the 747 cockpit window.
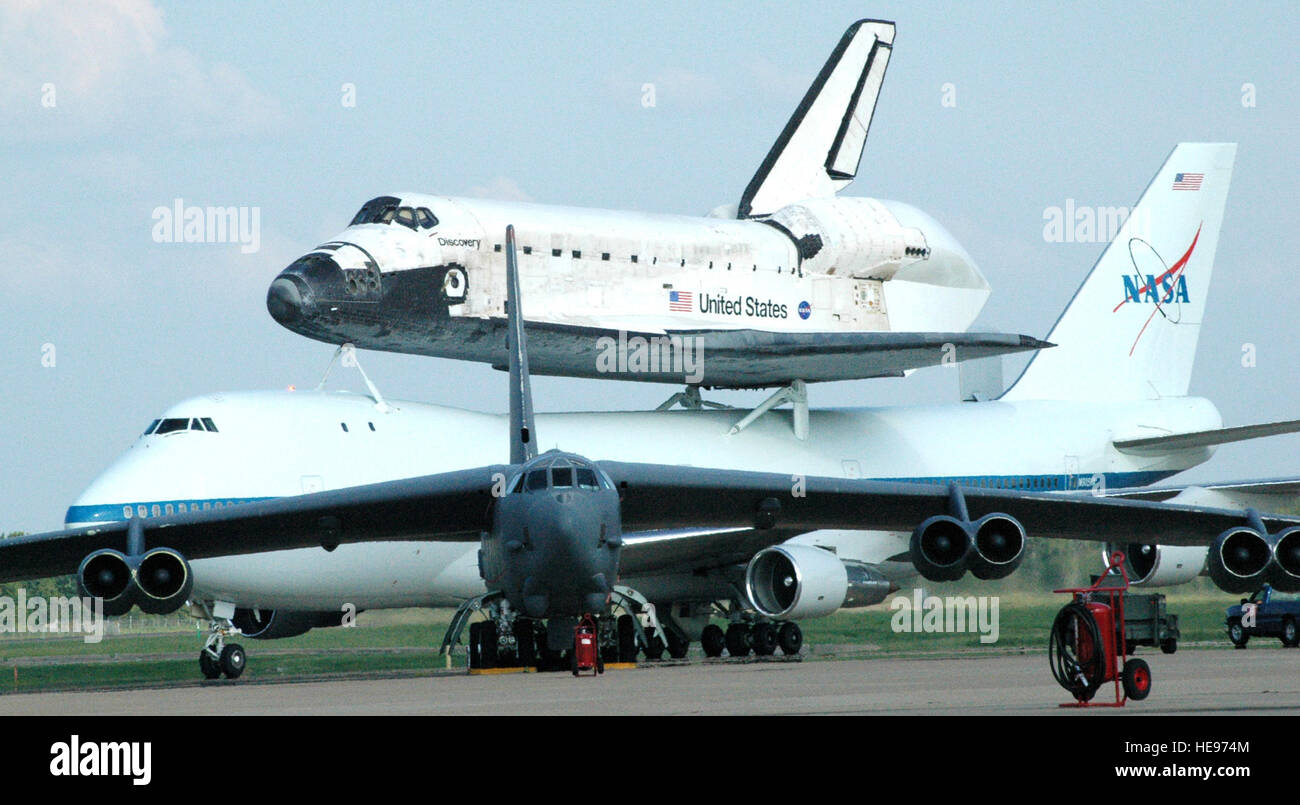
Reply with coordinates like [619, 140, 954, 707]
[153, 418, 189, 435]
[150, 417, 219, 435]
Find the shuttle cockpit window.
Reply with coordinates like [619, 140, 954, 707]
[348, 196, 402, 226]
[394, 206, 417, 230]
[348, 197, 437, 232]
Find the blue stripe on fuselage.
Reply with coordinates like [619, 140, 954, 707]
[65, 497, 275, 526]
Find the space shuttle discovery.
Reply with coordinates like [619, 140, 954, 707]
[267, 20, 1046, 389]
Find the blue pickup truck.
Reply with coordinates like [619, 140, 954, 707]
[1225, 585, 1300, 648]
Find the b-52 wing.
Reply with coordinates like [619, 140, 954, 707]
[5, 461, 1297, 585]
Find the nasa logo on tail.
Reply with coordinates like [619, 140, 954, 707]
[1114, 223, 1202, 355]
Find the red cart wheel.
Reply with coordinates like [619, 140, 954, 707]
[1122, 658, 1152, 701]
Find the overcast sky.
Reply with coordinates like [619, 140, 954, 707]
[2, 1, 1297, 531]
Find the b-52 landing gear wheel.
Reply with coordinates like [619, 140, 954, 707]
[643, 628, 666, 660]
[616, 614, 637, 662]
[700, 624, 725, 657]
[666, 629, 690, 659]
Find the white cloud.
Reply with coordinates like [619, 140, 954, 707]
[465, 176, 533, 203]
[0, 0, 284, 140]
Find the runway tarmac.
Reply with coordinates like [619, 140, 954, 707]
[1, 646, 1296, 715]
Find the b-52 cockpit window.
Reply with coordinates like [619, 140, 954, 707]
[575, 467, 599, 489]
[525, 469, 549, 491]
[552, 466, 574, 488]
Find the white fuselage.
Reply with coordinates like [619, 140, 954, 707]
[312, 194, 990, 335]
[65, 390, 1221, 611]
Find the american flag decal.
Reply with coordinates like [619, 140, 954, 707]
[1172, 172, 1203, 191]
[668, 290, 693, 312]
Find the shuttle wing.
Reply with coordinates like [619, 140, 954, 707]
[511, 321, 1050, 388]
[738, 19, 895, 218]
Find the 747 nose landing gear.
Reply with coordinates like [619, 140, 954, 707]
[198, 616, 246, 680]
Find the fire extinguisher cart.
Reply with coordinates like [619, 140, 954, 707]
[1048, 551, 1154, 707]
[572, 614, 604, 677]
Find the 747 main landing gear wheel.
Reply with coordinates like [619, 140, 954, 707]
[725, 623, 751, 657]
[778, 622, 803, 655]
[701, 624, 725, 658]
[751, 622, 778, 656]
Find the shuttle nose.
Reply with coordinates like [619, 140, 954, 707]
[266, 276, 307, 324]
[267, 252, 347, 329]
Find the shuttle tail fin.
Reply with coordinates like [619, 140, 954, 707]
[737, 19, 894, 219]
[1001, 143, 1236, 402]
